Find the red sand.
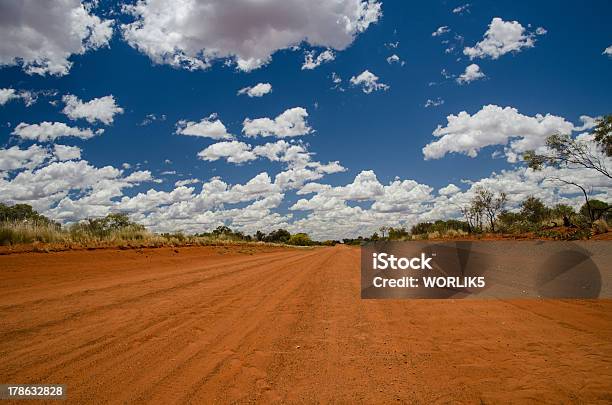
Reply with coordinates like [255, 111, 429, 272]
[1, 245, 611, 403]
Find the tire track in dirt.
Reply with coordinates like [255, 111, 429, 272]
[0, 249, 309, 340]
[126, 249, 336, 404]
[1, 245, 611, 404]
[0, 249, 319, 384]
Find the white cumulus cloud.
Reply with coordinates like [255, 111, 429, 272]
[12, 122, 103, 142]
[0, 0, 113, 76]
[456, 63, 485, 84]
[237, 83, 273, 98]
[350, 70, 389, 93]
[422, 105, 580, 161]
[463, 17, 537, 60]
[62, 94, 124, 125]
[302, 49, 336, 70]
[121, 0, 381, 72]
[243, 107, 312, 138]
[53, 144, 82, 161]
[0, 88, 40, 106]
[452, 4, 470, 14]
[176, 114, 234, 139]
[432, 26, 450, 37]
[198, 141, 256, 164]
[386, 54, 404, 65]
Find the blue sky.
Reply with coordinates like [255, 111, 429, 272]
[0, 0, 610, 239]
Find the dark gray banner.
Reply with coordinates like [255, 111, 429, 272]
[361, 241, 612, 299]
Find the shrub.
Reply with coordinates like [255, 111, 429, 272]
[0, 221, 67, 245]
[288, 233, 313, 246]
[520, 197, 550, 224]
[593, 219, 609, 234]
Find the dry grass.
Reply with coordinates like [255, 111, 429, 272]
[0, 221, 272, 252]
[410, 229, 469, 240]
[0, 221, 68, 245]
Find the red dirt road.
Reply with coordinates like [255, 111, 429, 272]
[1, 245, 611, 403]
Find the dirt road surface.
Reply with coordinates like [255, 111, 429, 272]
[1, 245, 611, 404]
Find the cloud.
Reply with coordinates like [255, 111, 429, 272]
[422, 105, 578, 161]
[349, 70, 389, 93]
[0, 0, 113, 76]
[176, 114, 234, 139]
[243, 107, 312, 137]
[12, 122, 103, 142]
[53, 144, 82, 161]
[302, 49, 336, 70]
[0, 88, 18, 106]
[0, 145, 49, 174]
[603, 45, 612, 57]
[286, 153, 611, 240]
[424, 98, 445, 108]
[452, 4, 470, 14]
[432, 26, 450, 37]
[456, 63, 485, 84]
[252, 140, 311, 166]
[121, 0, 381, 72]
[139, 113, 167, 126]
[464, 17, 537, 60]
[237, 83, 273, 97]
[197, 140, 345, 188]
[62, 94, 124, 125]
[175, 178, 200, 187]
[198, 141, 256, 163]
[438, 183, 461, 195]
[330, 72, 345, 91]
[0, 158, 153, 220]
[1, 145, 607, 241]
[386, 54, 405, 65]
[535, 27, 547, 35]
[0, 88, 40, 107]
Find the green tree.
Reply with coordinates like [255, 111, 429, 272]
[388, 227, 409, 240]
[288, 233, 312, 246]
[524, 132, 611, 224]
[550, 203, 575, 226]
[265, 229, 291, 243]
[471, 187, 507, 232]
[579, 199, 610, 222]
[593, 114, 612, 157]
[254, 230, 265, 241]
[520, 197, 550, 225]
[410, 222, 433, 235]
[0, 203, 56, 225]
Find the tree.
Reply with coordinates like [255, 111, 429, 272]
[410, 222, 433, 235]
[255, 230, 265, 241]
[0, 203, 56, 225]
[550, 203, 575, 227]
[579, 199, 610, 222]
[524, 133, 611, 180]
[524, 132, 611, 224]
[593, 114, 612, 157]
[470, 187, 507, 232]
[265, 229, 291, 243]
[520, 197, 550, 225]
[288, 233, 313, 246]
[388, 227, 409, 240]
[212, 225, 232, 236]
[378, 226, 389, 238]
